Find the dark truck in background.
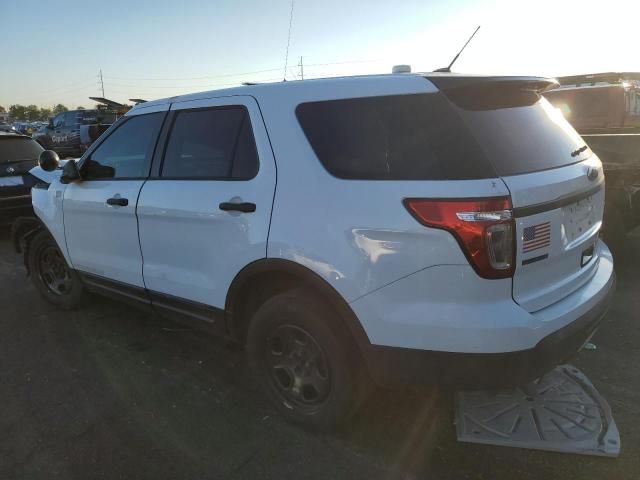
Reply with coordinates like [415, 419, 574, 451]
[32, 98, 141, 158]
[544, 72, 640, 249]
[33, 108, 117, 158]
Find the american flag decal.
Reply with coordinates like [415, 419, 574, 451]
[523, 222, 551, 253]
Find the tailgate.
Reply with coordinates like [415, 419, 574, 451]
[504, 157, 604, 312]
[428, 75, 608, 312]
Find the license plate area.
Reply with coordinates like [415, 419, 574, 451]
[562, 195, 597, 244]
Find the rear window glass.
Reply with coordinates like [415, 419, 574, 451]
[451, 96, 588, 177]
[296, 94, 493, 180]
[0, 138, 44, 161]
[296, 91, 588, 180]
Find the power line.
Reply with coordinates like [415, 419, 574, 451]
[102, 67, 284, 82]
[283, 0, 295, 80]
[100, 59, 382, 83]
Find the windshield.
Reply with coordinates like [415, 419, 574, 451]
[0, 137, 44, 161]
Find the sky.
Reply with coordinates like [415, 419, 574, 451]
[1, 0, 638, 109]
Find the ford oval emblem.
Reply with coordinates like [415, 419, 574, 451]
[6, 166, 15, 174]
[587, 167, 599, 182]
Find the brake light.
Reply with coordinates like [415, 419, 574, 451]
[403, 197, 515, 279]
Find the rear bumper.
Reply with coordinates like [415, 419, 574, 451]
[362, 272, 615, 388]
[352, 239, 616, 389]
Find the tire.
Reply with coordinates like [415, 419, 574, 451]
[247, 289, 366, 430]
[27, 231, 84, 309]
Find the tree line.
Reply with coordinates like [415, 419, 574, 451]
[0, 104, 73, 122]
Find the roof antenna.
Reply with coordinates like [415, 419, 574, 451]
[282, 0, 295, 81]
[434, 25, 480, 73]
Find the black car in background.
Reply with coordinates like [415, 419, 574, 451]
[0, 131, 43, 224]
[34, 109, 116, 158]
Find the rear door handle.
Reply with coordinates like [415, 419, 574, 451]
[219, 202, 256, 213]
[106, 197, 129, 207]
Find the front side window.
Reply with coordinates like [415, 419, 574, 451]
[83, 112, 163, 180]
[161, 107, 258, 179]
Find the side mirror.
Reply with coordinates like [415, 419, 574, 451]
[48, 119, 54, 129]
[38, 150, 59, 172]
[60, 160, 81, 184]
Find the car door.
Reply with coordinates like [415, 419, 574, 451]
[63, 109, 167, 287]
[137, 96, 276, 315]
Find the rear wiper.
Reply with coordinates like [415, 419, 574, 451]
[571, 145, 588, 157]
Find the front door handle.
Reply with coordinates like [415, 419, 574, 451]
[219, 202, 256, 213]
[106, 197, 129, 207]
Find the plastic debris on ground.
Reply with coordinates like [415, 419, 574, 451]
[455, 364, 620, 457]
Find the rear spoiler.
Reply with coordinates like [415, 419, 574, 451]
[426, 76, 560, 110]
[426, 75, 559, 94]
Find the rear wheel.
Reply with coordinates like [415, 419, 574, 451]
[28, 231, 83, 309]
[247, 289, 366, 430]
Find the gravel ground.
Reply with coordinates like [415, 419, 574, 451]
[1, 226, 638, 480]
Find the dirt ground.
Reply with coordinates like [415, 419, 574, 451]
[1, 226, 638, 480]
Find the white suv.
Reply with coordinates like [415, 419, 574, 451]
[14, 73, 615, 429]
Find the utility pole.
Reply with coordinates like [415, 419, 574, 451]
[99, 69, 105, 98]
[299, 56, 304, 80]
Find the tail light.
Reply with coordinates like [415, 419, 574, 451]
[403, 197, 515, 279]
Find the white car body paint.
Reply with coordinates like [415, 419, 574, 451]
[28, 73, 615, 357]
[136, 95, 276, 307]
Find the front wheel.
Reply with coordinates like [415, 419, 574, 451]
[28, 231, 83, 309]
[247, 289, 366, 430]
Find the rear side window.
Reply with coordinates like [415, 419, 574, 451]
[161, 107, 258, 179]
[296, 94, 494, 180]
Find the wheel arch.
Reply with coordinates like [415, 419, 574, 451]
[224, 259, 371, 353]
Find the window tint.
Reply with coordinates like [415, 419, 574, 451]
[296, 94, 493, 180]
[83, 112, 163, 179]
[451, 97, 589, 176]
[161, 107, 258, 179]
[64, 111, 78, 127]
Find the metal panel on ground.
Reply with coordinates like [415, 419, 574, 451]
[455, 365, 620, 457]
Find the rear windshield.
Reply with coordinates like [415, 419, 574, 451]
[296, 91, 588, 180]
[0, 137, 44, 161]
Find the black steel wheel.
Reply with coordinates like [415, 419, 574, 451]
[37, 245, 73, 296]
[266, 324, 332, 410]
[248, 289, 367, 430]
[28, 230, 84, 309]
